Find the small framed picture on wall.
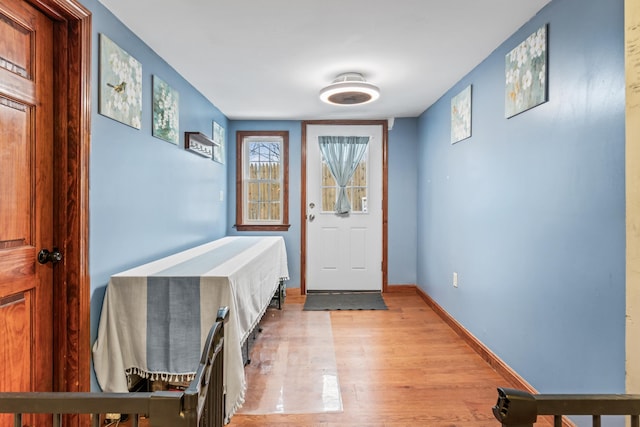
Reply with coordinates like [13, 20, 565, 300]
[451, 85, 472, 144]
[212, 121, 225, 163]
[152, 75, 180, 144]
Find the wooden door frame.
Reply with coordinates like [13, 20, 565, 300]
[300, 120, 388, 294]
[25, 0, 91, 397]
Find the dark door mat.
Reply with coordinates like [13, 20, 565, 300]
[303, 292, 388, 311]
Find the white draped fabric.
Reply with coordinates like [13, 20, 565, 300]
[92, 236, 289, 422]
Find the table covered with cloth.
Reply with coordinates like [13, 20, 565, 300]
[92, 236, 289, 421]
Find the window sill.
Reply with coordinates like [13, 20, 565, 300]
[234, 224, 291, 232]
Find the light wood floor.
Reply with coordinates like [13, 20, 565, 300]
[228, 289, 550, 427]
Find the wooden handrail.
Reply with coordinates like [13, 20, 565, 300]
[493, 387, 640, 427]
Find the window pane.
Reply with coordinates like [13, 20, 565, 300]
[350, 160, 367, 186]
[262, 163, 268, 179]
[248, 182, 259, 201]
[353, 157, 367, 213]
[270, 202, 281, 220]
[262, 182, 269, 202]
[270, 183, 280, 202]
[352, 187, 367, 212]
[248, 202, 259, 220]
[321, 162, 335, 186]
[322, 187, 336, 211]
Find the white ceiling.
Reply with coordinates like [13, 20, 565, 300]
[99, 0, 551, 121]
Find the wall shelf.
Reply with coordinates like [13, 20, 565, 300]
[185, 132, 218, 159]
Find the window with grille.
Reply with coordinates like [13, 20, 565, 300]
[235, 131, 290, 231]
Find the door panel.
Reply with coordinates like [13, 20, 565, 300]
[0, 292, 31, 392]
[320, 227, 338, 269]
[306, 124, 382, 292]
[0, 97, 31, 248]
[349, 228, 366, 269]
[0, 9, 32, 75]
[0, 0, 54, 420]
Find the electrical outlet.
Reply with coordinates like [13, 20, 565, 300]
[219, 190, 224, 201]
[453, 272, 458, 288]
[105, 413, 121, 421]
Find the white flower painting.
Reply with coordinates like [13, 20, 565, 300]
[212, 121, 225, 163]
[451, 85, 472, 144]
[505, 25, 548, 118]
[99, 34, 142, 129]
[152, 76, 179, 145]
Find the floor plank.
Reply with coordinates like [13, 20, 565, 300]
[229, 290, 551, 427]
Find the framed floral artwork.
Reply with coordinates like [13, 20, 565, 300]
[505, 24, 548, 118]
[99, 34, 142, 129]
[212, 121, 225, 163]
[152, 75, 179, 144]
[451, 85, 472, 144]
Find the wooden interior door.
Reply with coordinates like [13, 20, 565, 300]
[0, 0, 55, 422]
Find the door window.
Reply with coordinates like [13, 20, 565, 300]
[320, 147, 368, 213]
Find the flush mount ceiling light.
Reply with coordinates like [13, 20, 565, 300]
[319, 72, 380, 106]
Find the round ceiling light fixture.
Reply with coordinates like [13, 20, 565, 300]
[319, 72, 380, 106]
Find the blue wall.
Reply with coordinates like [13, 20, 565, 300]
[87, 0, 228, 389]
[388, 118, 418, 285]
[417, 0, 625, 406]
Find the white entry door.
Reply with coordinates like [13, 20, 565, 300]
[306, 124, 383, 292]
